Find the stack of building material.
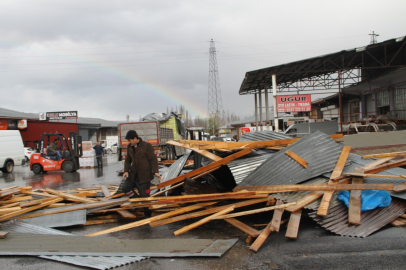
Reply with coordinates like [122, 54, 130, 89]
[80, 140, 97, 168]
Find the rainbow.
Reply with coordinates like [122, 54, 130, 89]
[0, 40, 208, 118]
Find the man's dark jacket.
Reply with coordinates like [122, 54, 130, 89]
[124, 138, 159, 184]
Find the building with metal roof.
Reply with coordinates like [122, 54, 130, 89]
[238, 35, 406, 132]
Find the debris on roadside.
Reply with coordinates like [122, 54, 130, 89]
[2, 131, 406, 267]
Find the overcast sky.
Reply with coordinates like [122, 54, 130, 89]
[1, 0, 405, 121]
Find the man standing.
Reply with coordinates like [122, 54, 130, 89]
[122, 130, 161, 216]
[93, 142, 104, 167]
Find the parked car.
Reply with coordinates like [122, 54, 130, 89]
[0, 130, 25, 173]
[24, 147, 34, 162]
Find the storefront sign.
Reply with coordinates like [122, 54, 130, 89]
[276, 94, 311, 113]
[40, 111, 78, 120]
[18, 119, 27, 129]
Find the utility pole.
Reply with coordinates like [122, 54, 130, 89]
[207, 39, 224, 136]
[369, 31, 379, 44]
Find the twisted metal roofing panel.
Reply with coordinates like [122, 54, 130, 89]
[238, 131, 343, 186]
[238, 131, 291, 142]
[308, 198, 406, 238]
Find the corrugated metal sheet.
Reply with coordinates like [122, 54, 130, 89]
[0, 232, 237, 257]
[227, 151, 274, 184]
[158, 150, 191, 191]
[308, 198, 406, 238]
[238, 131, 343, 186]
[238, 131, 291, 142]
[323, 153, 406, 200]
[1, 221, 145, 269]
[23, 210, 87, 228]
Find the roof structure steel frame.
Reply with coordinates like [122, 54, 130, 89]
[239, 35, 406, 95]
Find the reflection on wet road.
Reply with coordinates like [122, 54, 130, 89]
[0, 155, 125, 191]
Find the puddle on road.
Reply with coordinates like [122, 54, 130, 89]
[0, 155, 125, 190]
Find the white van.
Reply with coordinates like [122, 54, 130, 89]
[0, 130, 25, 173]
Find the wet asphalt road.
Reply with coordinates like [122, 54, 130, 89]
[1, 155, 406, 269]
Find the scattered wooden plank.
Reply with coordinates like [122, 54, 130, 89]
[116, 210, 137, 218]
[0, 202, 20, 209]
[249, 200, 283, 252]
[45, 188, 95, 203]
[344, 173, 406, 179]
[166, 140, 223, 161]
[174, 206, 235, 236]
[285, 150, 308, 168]
[212, 202, 296, 220]
[234, 183, 394, 193]
[362, 151, 406, 159]
[69, 191, 98, 197]
[390, 218, 406, 227]
[157, 147, 253, 189]
[85, 219, 120, 226]
[0, 197, 63, 222]
[270, 200, 285, 233]
[149, 197, 270, 227]
[17, 198, 128, 220]
[348, 176, 363, 225]
[364, 158, 406, 174]
[285, 209, 302, 239]
[0, 207, 22, 214]
[0, 188, 22, 198]
[129, 191, 258, 203]
[361, 157, 395, 170]
[224, 218, 261, 237]
[151, 182, 184, 197]
[0, 196, 33, 204]
[0, 231, 10, 238]
[286, 192, 323, 213]
[86, 201, 218, 237]
[20, 191, 57, 198]
[317, 146, 352, 217]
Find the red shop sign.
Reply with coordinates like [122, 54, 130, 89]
[276, 94, 311, 113]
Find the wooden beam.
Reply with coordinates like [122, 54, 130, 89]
[286, 192, 323, 213]
[362, 151, 406, 159]
[149, 197, 271, 227]
[0, 196, 33, 204]
[285, 150, 308, 168]
[166, 140, 222, 161]
[317, 146, 352, 216]
[212, 202, 296, 220]
[249, 200, 283, 252]
[86, 201, 218, 237]
[270, 200, 285, 233]
[0, 197, 63, 221]
[234, 183, 394, 193]
[364, 158, 406, 174]
[157, 147, 253, 189]
[285, 209, 302, 239]
[17, 198, 128, 220]
[224, 218, 261, 237]
[0, 231, 10, 238]
[360, 157, 395, 169]
[174, 206, 235, 236]
[151, 182, 184, 197]
[348, 176, 363, 225]
[344, 173, 406, 179]
[45, 188, 95, 203]
[129, 191, 257, 203]
[0, 207, 22, 214]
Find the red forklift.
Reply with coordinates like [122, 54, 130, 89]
[30, 132, 83, 174]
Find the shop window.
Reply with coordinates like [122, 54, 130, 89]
[394, 85, 406, 118]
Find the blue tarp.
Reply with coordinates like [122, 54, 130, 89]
[338, 190, 392, 212]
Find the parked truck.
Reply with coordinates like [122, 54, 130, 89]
[117, 121, 186, 163]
